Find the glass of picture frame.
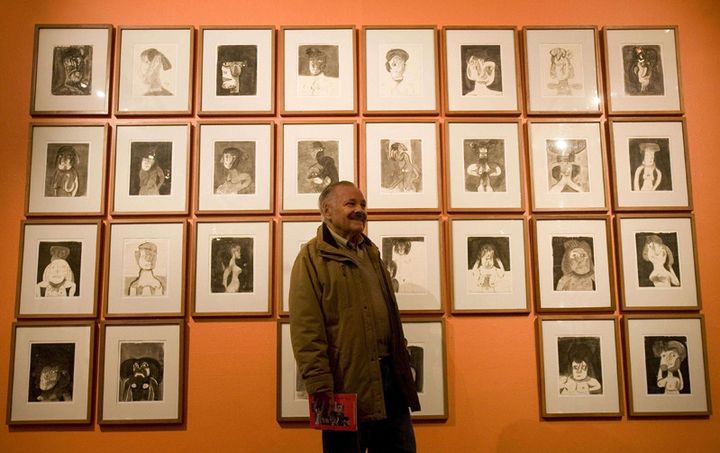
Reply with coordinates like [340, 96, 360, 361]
[276, 320, 310, 421]
[536, 316, 623, 418]
[7, 321, 95, 424]
[279, 218, 319, 315]
[403, 318, 447, 419]
[31, 24, 112, 115]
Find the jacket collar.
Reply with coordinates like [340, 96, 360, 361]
[316, 223, 377, 264]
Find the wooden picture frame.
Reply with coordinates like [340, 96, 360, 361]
[278, 218, 318, 315]
[277, 320, 310, 421]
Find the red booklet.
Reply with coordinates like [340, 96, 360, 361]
[308, 393, 358, 431]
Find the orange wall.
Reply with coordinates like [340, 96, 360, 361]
[2, 0, 720, 451]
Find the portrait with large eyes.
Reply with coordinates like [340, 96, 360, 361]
[634, 232, 681, 288]
[216, 44, 257, 96]
[51, 45, 93, 96]
[28, 343, 75, 402]
[460, 45, 503, 96]
[213, 141, 256, 195]
[118, 341, 164, 402]
[552, 236, 596, 292]
[643, 336, 690, 395]
[557, 336, 603, 396]
[35, 241, 82, 298]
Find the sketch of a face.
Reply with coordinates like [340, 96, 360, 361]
[558, 337, 602, 396]
[136, 243, 157, 270]
[52, 45, 92, 95]
[550, 48, 573, 82]
[645, 336, 690, 395]
[222, 150, 237, 170]
[385, 49, 409, 81]
[467, 56, 495, 87]
[36, 242, 80, 298]
[480, 246, 495, 269]
[630, 139, 671, 192]
[139, 48, 172, 96]
[221, 61, 246, 92]
[571, 360, 588, 381]
[119, 342, 164, 402]
[46, 259, 72, 285]
[307, 51, 326, 76]
[554, 237, 595, 292]
[29, 343, 74, 402]
[140, 156, 154, 172]
[216, 45, 257, 96]
[637, 232, 680, 288]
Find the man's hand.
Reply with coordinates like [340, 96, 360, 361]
[312, 391, 335, 418]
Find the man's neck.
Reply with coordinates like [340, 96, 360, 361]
[325, 222, 362, 247]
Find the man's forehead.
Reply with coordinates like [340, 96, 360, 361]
[335, 185, 365, 202]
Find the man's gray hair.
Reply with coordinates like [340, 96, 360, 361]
[318, 180, 357, 211]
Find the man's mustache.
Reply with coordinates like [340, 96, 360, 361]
[348, 212, 366, 221]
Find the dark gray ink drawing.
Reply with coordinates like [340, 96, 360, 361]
[635, 232, 681, 288]
[213, 141, 255, 195]
[28, 343, 75, 402]
[629, 138, 672, 192]
[126, 241, 166, 296]
[547, 139, 589, 193]
[463, 139, 505, 192]
[138, 48, 173, 96]
[643, 336, 690, 395]
[461, 45, 502, 96]
[552, 237, 595, 291]
[119, 342, 164, 402]
[44, 143, 89, 198]
[380, 140, 422, 193]
[622, 45, 664, 96]
[210, 237, 253, 293]
[297, 140, 339, 194]
[547, 47, 582, 96]
[297, 45, 340, 96]
[35, 241, 81, 297]
[51, 45, 92, 95]
[408, 345, 424, 392]
[557, 336, 603, 395]
[216, 45, 257, 96]
[129, 141, 172, 196]
[382, 237, 426, 294]
[466, 236, 511, 293]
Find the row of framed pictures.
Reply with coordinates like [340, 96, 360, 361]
[25, 118, 693, 216]
[16, 214, 700, 319]
[32, 24, 683, 116]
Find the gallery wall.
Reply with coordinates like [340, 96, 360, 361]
[2, 0, 720, 451]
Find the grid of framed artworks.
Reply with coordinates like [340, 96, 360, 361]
[9, 23, 709, 425]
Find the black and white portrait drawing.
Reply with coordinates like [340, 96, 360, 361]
[629, 138, 672, 192]
[133, 45, 176, 97]
[380, 139, 422, 193]
[643, 336, 690, 395]
[382, 237, 427, 294]
[118, 342, 164, 402]
[463, 139, 505, 193]
[635, 232, 681, 288]
[557, 336, 603, 396]
[28, 343, 75, 402]
[297, 140, 339, 194]
[542, 45, 584, 96]
[35, 241, 81, 298]
[216, 45, 257, 96]
[460, 45, 502, 96]
[622, 45, 664, 96]
[552, 237, 596, 291]
[379, 46, 421, 97]
[123, 239, 167, 297]
[213, 141, 255, 195]
[466, 236, 511, 293]
[44, 143, 88, 198]
[408, 345, 424, 392]
[51, 45, 92, 95]
[546, 139, 589, 193]
[210, 237, 253, 294]
[297, 45, 340, 97]
[129, 141, 172, 196]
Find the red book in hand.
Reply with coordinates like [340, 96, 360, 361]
[308, 393, 358, 431]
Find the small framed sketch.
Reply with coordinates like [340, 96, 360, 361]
[609, 118, 691, 211]
[16, 220, 101, 318]
[199, 26, 275, 115]
[196, 122, 273, 214]
[115, 27, 193, 115]
[277, 320, 309, 421]
[26, 124, 108, 216]
[281, 26, 356, 114]
[366, 218, 443, 313]
[364, 121, 439, 211]
[112, 123, 190, 215]
[523, 27, 602, 114]
[445, 120, 524, 211]
[364, 26, 439, 114]
[99, 320, 184, 424]
[616, 214, 699, 310]
[31, 24, 112, 115]
[449, 217, 529, 313]
[192, 219, 272, 316]
[104, 220, 186, 317]
[443, 27, 521, 114]
[603, 26, 683, 114]
[403, 319, 447, 419]
[537, 316, 623, 418]
[527, 120, 608, 211]
[624, 315, 710, 416]
[7, 321, 94, 424]
[532, 216, 614, 312]
[281, 122, 357, 212]
[279, 219, 318, 315]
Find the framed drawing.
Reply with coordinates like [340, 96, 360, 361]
[366, 218, 443, 313]
[99, 320, 184, 424]
[616, 214, 699, 310]
[281, 121, 357, 212]
[7, 321, 94, 424]
[111, 123, 190, 215]
[26, 123, 108, 216]
[16, 220, 101, 318]
[104, 220, 186, 317]
[603, 26, 683, 114]
[624, 315, 710, 416]
[609, 118, 691, 211]
[527, 120, 608, 211]
[363, 26, 439, 114]
[115, 27, 193, 115]
[192, 219, 272, 316]
[279, 219, 318, 315]
[281, 26, 356, 114]
[445, 120, 524, 211]
[443, 26, 521, 114]
[196, 122, 273, 214]
[403, 319, 447, 419]
[364, 121, 439, 211]
[537, 316, 623, 417]
[523, 27, 602, 114]
[277, 320, 310, 421]
[199, 26, 274, 115]
[449, 217, 529, 313]
[31, 24, 112, 115]
[532, 216, 615, 312]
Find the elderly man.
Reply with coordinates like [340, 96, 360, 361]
[290, 181, 420, 453]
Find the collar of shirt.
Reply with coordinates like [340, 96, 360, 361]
[325, 223, 365, 252]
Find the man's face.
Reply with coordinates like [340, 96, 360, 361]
[481, 250, 494, 268]
[136, 247, 157, 270]
[642, 150, 656, 166]
[388, 56, 406, 81]
[308, 57, 324, 76]
[39, 365, 61, 391]
[63, 54, 83, 83]
[222, 152, 236, 170]
[141, 157, 154, 172]
[571, 360, 588, 380]
[467, 58, 495, 86]
[569, 247, 591, 275]
[323, 185, 367, 240]
[47, 260, 70, 285]
[660, 350, 680, 372]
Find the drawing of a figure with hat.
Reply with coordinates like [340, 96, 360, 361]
[547, 139, 589, 193]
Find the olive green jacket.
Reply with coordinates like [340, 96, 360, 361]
[289, 223, 421, 421]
